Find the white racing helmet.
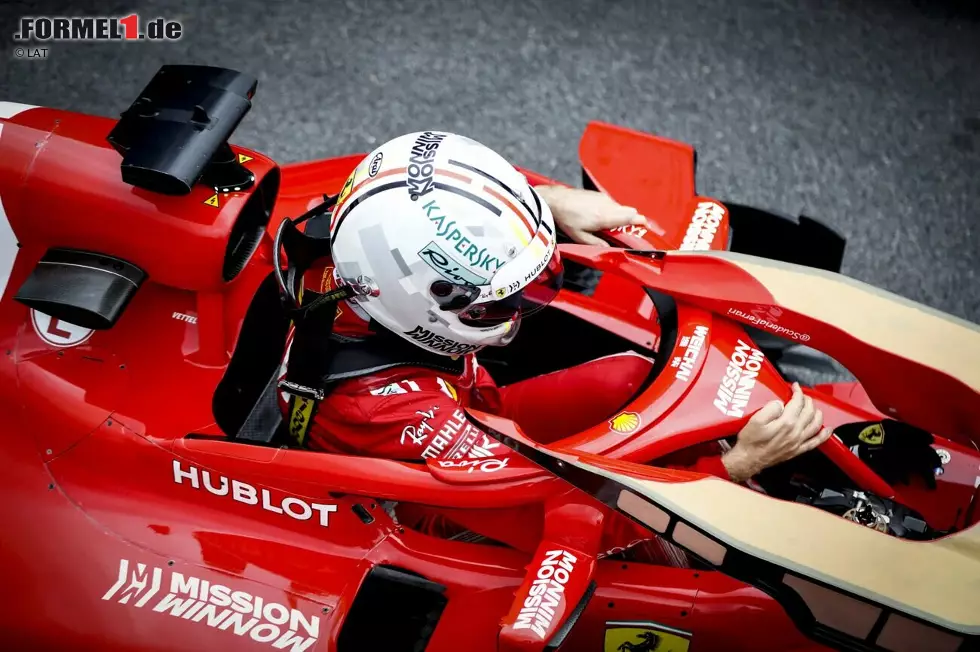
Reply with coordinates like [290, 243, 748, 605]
[328, 131, 563, 356]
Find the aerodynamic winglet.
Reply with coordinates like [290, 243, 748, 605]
[578, 121, 699, 250]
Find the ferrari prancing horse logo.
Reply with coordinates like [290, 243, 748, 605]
[604, 623, 691, 652]
[858, 423, 885, 446]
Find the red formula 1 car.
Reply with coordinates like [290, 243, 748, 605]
[1, 66, 978, 652]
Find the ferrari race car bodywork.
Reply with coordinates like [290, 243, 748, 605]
[0, 66, 978, 652]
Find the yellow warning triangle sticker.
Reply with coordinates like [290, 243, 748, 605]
[203, 193, 220, 208]
[237, 153, 253, 164]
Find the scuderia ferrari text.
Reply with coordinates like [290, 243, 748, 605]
[103, 559, 320, 651]
[512, 549, 578, 639]
[172, 461, 338, 527]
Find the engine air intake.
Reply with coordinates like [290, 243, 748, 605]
[106, 64, 257, 195]
[15, 248, 146, 330]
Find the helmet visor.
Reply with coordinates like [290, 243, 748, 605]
[457, 247, 563, 327]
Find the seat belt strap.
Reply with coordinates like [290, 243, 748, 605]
[281, 284, 354, 447]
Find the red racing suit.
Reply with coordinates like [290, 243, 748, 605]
[282, 280, 729, 474]
[280, 267, 732, 563]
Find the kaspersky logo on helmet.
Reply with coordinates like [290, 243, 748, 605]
[422, 200, 506, 272]
[407, 132, 447, 201]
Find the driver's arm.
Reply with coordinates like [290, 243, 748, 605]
[658, 383, 829, 483]
[721, 382, 832, 483]
[671, 449, 732, 479]
[536, 185, 649, 246]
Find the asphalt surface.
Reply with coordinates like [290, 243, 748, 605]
[2, 0, 979, 339]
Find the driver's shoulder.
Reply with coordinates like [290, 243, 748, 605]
[321, 367, 463, 424]
[313, 369, 467, 462]
[331, 366, 460, 399]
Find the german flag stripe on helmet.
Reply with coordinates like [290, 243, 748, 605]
[530, 186, 551, 233]
[432, 181, 502, 216]
[332, 180, 409, 236]
[447, 158, 540, 226]
[482, 183, 535, 237]
[331, 167, 407, 231]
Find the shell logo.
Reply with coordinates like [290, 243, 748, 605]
[609, 411, 641, 434]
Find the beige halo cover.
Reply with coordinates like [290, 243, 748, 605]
[599, 459, 980, 634]
[701, 251, 980, 396]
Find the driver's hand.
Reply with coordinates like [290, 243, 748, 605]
[536, 186, 648, 246]
[721, 383, 832, 483]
